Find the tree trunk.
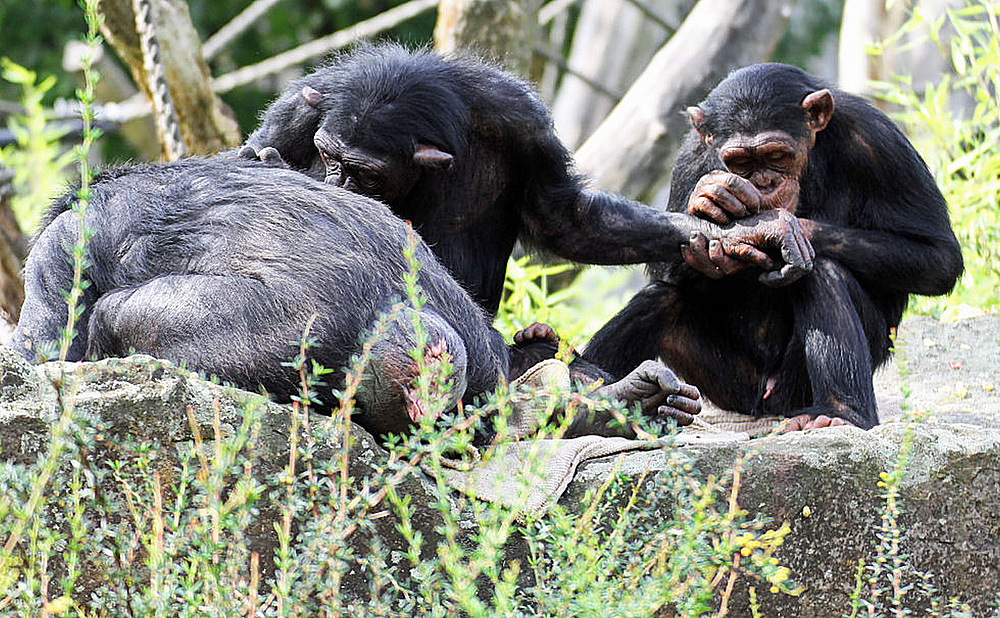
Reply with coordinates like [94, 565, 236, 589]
[838, 0, 973, 113]
[574, 0, 798, 202]
[434, 0, 542, 77]
[99, 0, 241, 157]
[550, 0, 696, 150]
[0, 168, 25, 327]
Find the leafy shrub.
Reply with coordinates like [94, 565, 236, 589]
[875, 0, 1000, 315]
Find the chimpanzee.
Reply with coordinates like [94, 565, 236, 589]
[241, 44, 815, 317]
[11, 158, 701, 438]
[583, 63, 963, 431]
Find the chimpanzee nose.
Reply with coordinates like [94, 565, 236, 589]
[751, 171, 775, 192]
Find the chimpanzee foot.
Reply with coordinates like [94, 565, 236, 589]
[513, 322, 559, 346]
[782, 413, 852, 432]
[596, 359, 701, 426]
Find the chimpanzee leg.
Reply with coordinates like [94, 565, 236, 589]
[783, 259, 880, 429]
[11, 213, 97, 362]
[88, 275, 473, 436]
[87, 274, 305, 392]
[582, 281, 677, 381]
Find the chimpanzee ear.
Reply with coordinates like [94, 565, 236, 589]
[413, 144, 454, 169]
[687, 106, 712, 145]
[301, 86, 324, 108]
[803, 89, 834, 133]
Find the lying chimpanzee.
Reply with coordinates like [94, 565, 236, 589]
[12, 158, 700, 438]
[584, 64, 963, 431]
[241, 44, 815, 316]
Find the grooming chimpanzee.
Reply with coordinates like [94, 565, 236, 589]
[584, 63, 963, 431]
[241, 44, 815, 317]
[12, 158, 701, 438]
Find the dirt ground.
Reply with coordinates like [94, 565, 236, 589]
[875, 315, 999, 426]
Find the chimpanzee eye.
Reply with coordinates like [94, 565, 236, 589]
[354, 168, 381, 190]
[724, 156, 752, 175]
[766, 151, 793, 169]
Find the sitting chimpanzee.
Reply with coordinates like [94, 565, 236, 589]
[241, 44, 815, 317]
[584, 63, 963, 431]
[11, 158, 701, 438]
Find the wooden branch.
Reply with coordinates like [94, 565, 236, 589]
[212, 0, 439, 94]
[100, 0, 241, 156]
[0, 168, 24, 326]
[202, 0, 287, 61]
[533, 43, 622, 102]
[574, 0, 798, 201]
[538, 0, 581, 25]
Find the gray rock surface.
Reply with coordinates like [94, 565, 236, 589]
[1, 316, 997, 614]
[565, 315, 1000, 616]
[0, 349, 446, 601]
[876, 315, 999, 425]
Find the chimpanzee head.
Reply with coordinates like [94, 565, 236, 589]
[687, 63, 834, 213]
[302, 45, 469, 206]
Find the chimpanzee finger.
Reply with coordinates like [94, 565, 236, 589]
[702, 185, 749, 220]
[781, 413, 812, 432]
[237, 145, 259, 160]
[513, 322, 559, 345]
[683, 233, 725, 278]
[675, 382, 700, 401]
[707, 240, 743, 275]
[663, 390, 701, 415]
[726, 242, 773, 270]
[257, 147, 286, 166]
[792, 225, 815, 271]
[689, 196, 731, 225]
[804, 415, 852, 430]
[721, 172, 762, 215]
[759, 262, 810, 287]
[759, 230, 813, 286]
[656, 405, 695, 427]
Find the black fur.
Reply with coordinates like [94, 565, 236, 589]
[246, 44, 714, 316]
[12, 158, 508, 436]
[14, 157, 702, 438]
[584, 64, 963, 429]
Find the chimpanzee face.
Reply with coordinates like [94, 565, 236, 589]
[716, 130, 811, 213]
[313, 127, 453, 207]
[313, 128, 421, 205]
[689, 88, 834, 215]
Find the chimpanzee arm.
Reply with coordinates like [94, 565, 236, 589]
[520, 185, 818, 282]
[243, 81, 328, 178]
[10, 212, 96, 361]
[785, 259, 880, 429]
[802, 218, 962, 296]
[521, 187, 704, 264]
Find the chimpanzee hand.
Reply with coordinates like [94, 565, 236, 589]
[682, 231, 754, 279]
[688, 170, 762, 224]
[596, 360, 701, 426]
[717, 209, 816, 286]
[513, 322, 559, 346]
[237, 145, 289, 168]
